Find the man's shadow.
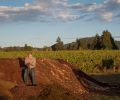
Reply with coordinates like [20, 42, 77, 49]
[18, 58, 33, 85]
[18, 58, 26, 83]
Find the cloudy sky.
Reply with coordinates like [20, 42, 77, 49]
[0, 0, 120, 47]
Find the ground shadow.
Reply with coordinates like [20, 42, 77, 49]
[91, 74, 120, 85]
[18, 58, 26, 83]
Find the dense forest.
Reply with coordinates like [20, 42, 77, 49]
[0, 30, 120, 51]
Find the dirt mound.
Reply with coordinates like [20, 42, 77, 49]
[0, 58, 88, 99]
[0, 58, 120, 100]
[0, 58, 87, 93]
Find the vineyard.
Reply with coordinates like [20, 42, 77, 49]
[0, 50, 120, 73]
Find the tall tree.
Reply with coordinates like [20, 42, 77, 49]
[91, 34, 101, 50]
[24, 44, 33, 51]
[56, 36, 62, 43]
[51, 36, 64, 51]
[76, 38, 82, 50]
[101, 30, 118, 49]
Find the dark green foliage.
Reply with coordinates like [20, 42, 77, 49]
[87, 43, 91, 49]
[64, 30, 118, 50]
[91, 34, 102, 50]
[101, 30, 118, 49]
[66, 42, 78, 50]
[0, 30, 119, 51]
[64, 37, 94, 50]
[2, 45, 34, 51]
[51, 36, 64, 51]
[56, 36, 61, 43]
[102, 58, 114, 69]
[24, 44, 33, 51]
[51, 42, 64, 51]
[3, 46, 22, 51]
[76, 38, 81, 49]
[42, 46, 52, 51]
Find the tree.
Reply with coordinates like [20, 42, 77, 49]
[87, 43, 91, 49]
[0, 46, 1, 50]
[76, 38, 81, 49]
[91, 34, 101, 50]
[56, 36, 62, 43]
[51, 36, 64, 51]
[24, 44, 33, 51]
[101, 30, 118, 49]
[67, 42, 78, 50]
[43, 46, 52, 51]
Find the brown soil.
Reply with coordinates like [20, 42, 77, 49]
[0, 58, 120, 100]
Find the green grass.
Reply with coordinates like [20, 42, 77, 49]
[0, 50, 120, 73]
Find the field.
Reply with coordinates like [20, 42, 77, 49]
[0, 50, 120, 100]
[0, 50, 120, 73]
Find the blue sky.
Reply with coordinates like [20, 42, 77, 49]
[0, 0, 120, 47]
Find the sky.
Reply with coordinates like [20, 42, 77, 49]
[0, 0, 120, 48]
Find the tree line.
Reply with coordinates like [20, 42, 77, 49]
[51, 30, 118, 50]
[0, 30, 119, 51]
[0, 44, 34, 51]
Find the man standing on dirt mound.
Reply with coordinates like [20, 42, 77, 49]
[24, 52, 37, 86]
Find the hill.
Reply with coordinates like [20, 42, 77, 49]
[0, 58, 120, 100]
[64, 37, 120, 50]
[64, 37, 94, 50]
[115, 41, 120, 49]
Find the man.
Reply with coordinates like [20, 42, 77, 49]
[24, 52, 37, 86]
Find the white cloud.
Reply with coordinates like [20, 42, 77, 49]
[70, 0, 120, 22]
[0, 12, 9, 18]
[83, 3, 102, 12]
[0, 0, 119, 23]
[99, 12, 113, 22]
[55, 11, 80, 21]
[0, 0, 71, 23]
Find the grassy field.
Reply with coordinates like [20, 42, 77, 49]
[0, 50, 120, 73]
